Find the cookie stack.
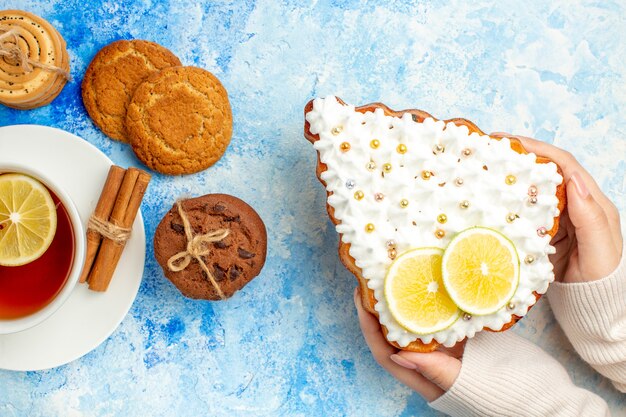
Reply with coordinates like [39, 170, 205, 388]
[82, 40, 232, 176]
[0, 10, 70, 110]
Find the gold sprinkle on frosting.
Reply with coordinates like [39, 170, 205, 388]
[370, 139, 380, 149]
[340, 142, 351, 152]
[400, 199, 409, 208]
[365, 223, 375, 233]
[354, 190, 364, 200]
[437, 214, 447, 224]
[396, 144, 407, 154]
[505, 174, 517, 185]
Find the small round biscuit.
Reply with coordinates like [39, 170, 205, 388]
[154, 194, 267, 300]
[0, 10, 69, 109]
[5, 45, 70, 109]
[126, 66, 232, 175]
[81, 39, 181, 142]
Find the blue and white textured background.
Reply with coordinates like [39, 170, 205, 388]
[1, 1, 625, 416]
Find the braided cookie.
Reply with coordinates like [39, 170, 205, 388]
[0, 10, 70, 109]
[81, 40, 181, 142]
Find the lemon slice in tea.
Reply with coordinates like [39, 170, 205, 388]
[0, 173, 57, 266]
[384, 247, 460, 335]
[442, 227, 519, 315]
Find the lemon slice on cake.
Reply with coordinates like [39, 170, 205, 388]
[442, 227, 520, 315]
[0, 173, 57, 266]
[384, 247, 460, 335]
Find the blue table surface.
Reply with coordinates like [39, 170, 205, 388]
[1, 1, 625, 416]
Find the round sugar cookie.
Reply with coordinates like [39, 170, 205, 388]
[126, 66, 232, 175]
[154, 194, 267, 300]
[81, 39, 181, 142]
[0, 10, 70, 109]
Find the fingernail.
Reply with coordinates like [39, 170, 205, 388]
[390, 354, 419, 370]
[571, 172, 590, 199]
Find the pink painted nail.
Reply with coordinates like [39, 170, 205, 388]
[390, 354, 418, 370]
[571, 172, 589, 199]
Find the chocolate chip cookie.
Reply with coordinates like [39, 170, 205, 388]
[154, 194, 267, 300]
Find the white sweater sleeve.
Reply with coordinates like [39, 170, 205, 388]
[429, 331, 610, 417]
[547, 249, 626, 392]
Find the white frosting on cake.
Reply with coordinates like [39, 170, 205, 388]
[306, 96, 563, 347]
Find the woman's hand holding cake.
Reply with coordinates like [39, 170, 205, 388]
[355, 134, 625, 415]
[304, 96, 566, 352]
[303, 96, 623, 414]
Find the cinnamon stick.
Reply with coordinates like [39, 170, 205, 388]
[88, 168, 151, 292]
[79, 165, 125, 283]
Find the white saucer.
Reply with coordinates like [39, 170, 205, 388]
[0, 125, 146, 371]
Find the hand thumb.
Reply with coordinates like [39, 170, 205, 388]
[567, 172, 619, 279]
[390, 351, 461, 391]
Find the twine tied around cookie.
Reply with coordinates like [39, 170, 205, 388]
[167, 200, 230, 300]
[87, 215, 132, 245]
[0, 26, 71, 80]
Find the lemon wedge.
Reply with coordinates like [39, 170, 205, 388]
[384, 247, 460, 335]
[442, 227, 519, 315]
[0, 173, 57, 266]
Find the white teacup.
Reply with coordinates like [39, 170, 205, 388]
[0, 164, 85, 334]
